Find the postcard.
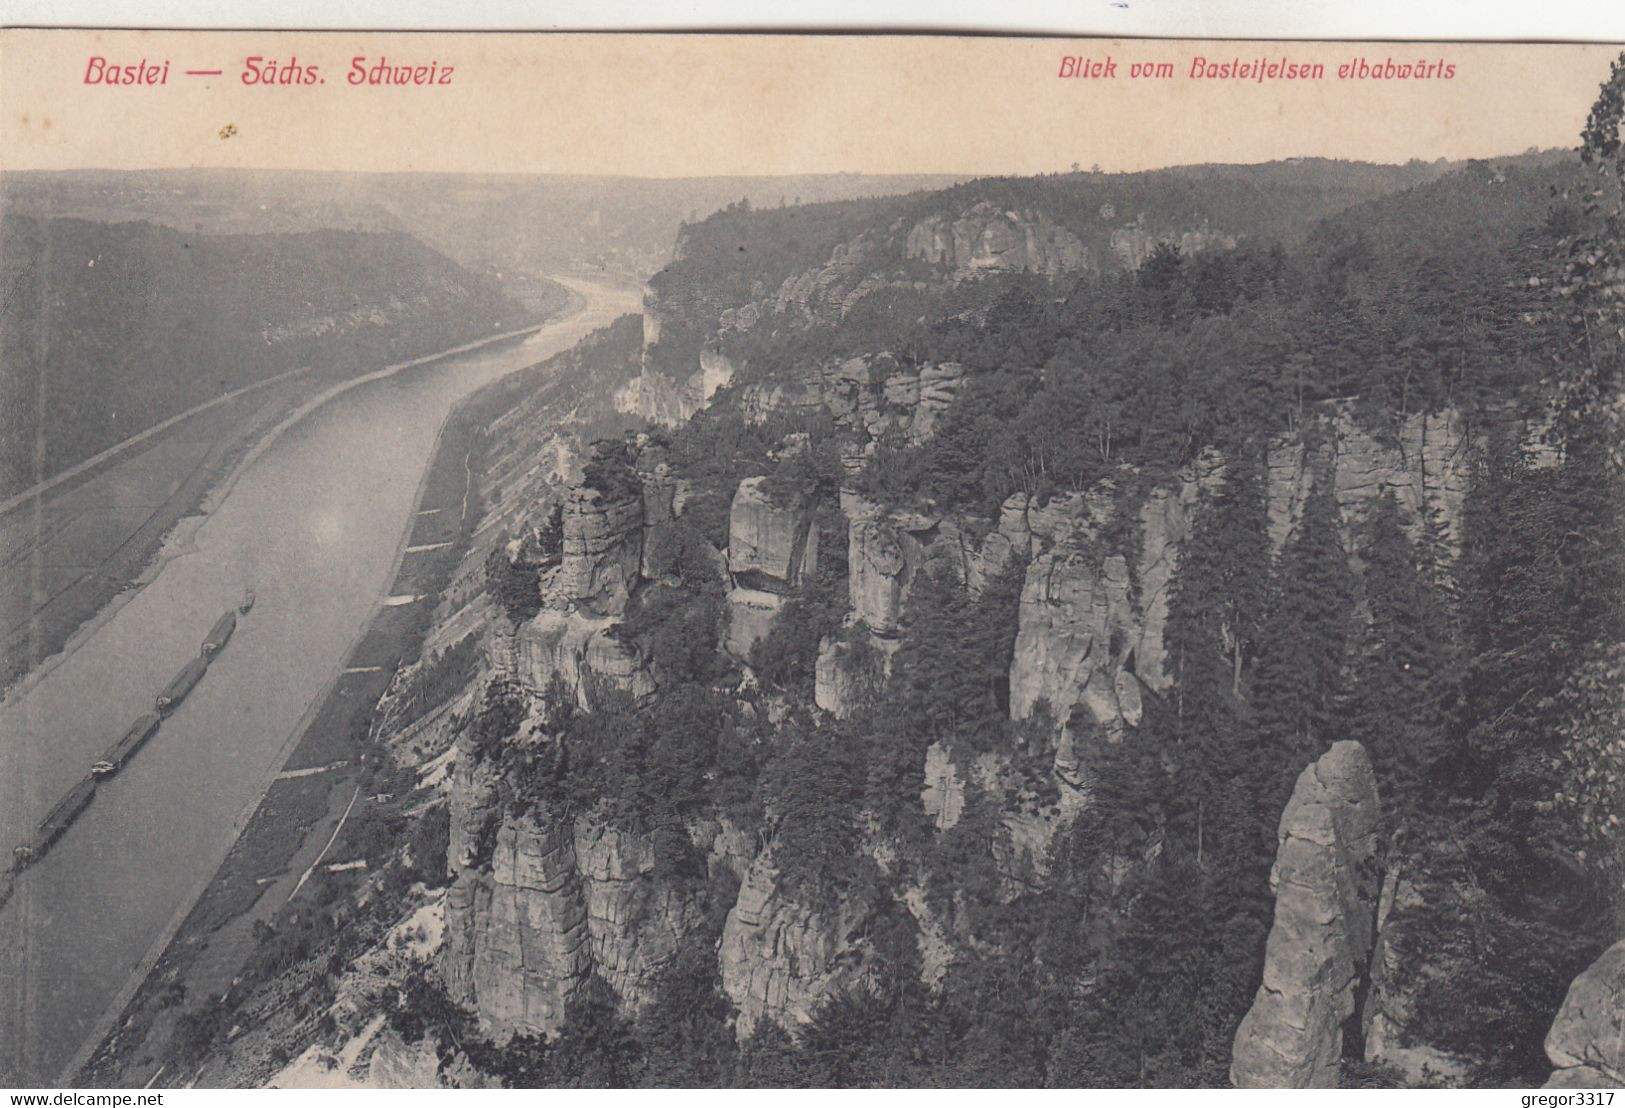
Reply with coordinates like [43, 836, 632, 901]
[2, 29, 1623, 1092]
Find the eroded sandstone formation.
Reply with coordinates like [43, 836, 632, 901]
[443, 813, 591, 1040]
[905, 202, 1090, 276]
[724, 476, 819, 662]
[574, 820, 710, 1012]
[1266, 408, 1472, 553]
[443, 782, 710, 1039]
[921, 741, 968, 832]
[1543, 938, 1625, 1088]
[813, 632, 886, 718]
[728, 476, 818, 591]
[1109, 219, 1236, 270]
[633, 301, 739, 427]
[542, 447, 645, 619]
[724, 588, 785, 662]
[1005, 478, 1186, 794]
[844, 493, 1024, 639]
[512, 610, 653, 709]
[1231, 741, 1383, 1088]
[718, 853, 875, 1039]
[735, 354, 968, 456]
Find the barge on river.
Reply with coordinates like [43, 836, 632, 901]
[92, 713, 162, 777]
[202, 611, 237, 656]
[13, 777, 96, 866]
[155, 656, 209, 713]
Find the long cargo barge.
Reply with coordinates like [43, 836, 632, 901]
[3, 603, 254, 880]
[202, 611, 236, 656]
[155, 656, 209, 713]
[92, 713, 162, 777]
[13, 777, 96, 865]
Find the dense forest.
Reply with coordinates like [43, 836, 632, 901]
[160, 67, 1625, 1093]
[402, 128, 1622, 1086]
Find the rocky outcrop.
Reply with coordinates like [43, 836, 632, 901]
[724, 477, 819, 663]
[921, 742, 968, 831]
[728, 477, 818, 592]
[1008, 484, 1158, 767]
[1109, 219, 1236, 270]
[1231, 741, 1383, 1089]
[906, 202, 1090, 276]
[845, 493, 1025, 639]
[1007, 410, 1471, 759]
[1266, 408, 1471, 553]
[848, 507, 917, 637]
[575, 820, 709, 1013]
[512, 610, 653, 709]
[443, 798, 709, 1039]
[637, 451, 678, 580]
[542, 449, 645, 618]
[725, 588, 785, 662]
[1543, 939, 1625, 1088]
[635, 300, 739, 427]
[445, 731, 502, 872]
[909, 362, 967, 443]
[443, 814, 592, 1041]
[738, 354, 968, 454]
[770, 230, 896, 321]
[1130, 467, 1212, 690]
[814, 632, 887, 718]
[917, 738, 1082, 889]
[1011, 539, 1135, 723]
[718, 854, 875, 1039]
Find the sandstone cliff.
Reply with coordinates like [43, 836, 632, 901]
[1266, 408, 1473, 552]
[728, 476, 819, 592]
[442, 781, 712, 1039]
[542, 457, 645, 618]
[718, 853, 877, 1039]
[443, 813, 592, 1039]
[1231, 741, 1383, 1088]
[905, 202, 1091, 276]
[1543, 938, 1625, 1088]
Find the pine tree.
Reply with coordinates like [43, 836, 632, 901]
[1086, 445, 1280, 1085]
[1252, 466, 1357, 789]
[1346, 490, 1453, 825]
[1162, 443, 1271, 863]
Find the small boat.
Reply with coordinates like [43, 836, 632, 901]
[239, 588, 255, 615]
[156, 656, 209, 713]
[14, 777, 96, 866]
[202, 611, 237, 656]
[92, 713, 162, 777]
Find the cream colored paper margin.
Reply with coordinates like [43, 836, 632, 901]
[3, 32, 1622, 176]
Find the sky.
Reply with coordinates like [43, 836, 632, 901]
[3, 32, 1620, 177]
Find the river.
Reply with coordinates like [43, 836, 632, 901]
[0, 275, 641, 1085]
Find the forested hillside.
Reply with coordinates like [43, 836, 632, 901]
[155, 73, 1625, 1092]
[0, 216, 528, 496]
[441, 145, 1615, 1086]
[0, 170, 971, 281]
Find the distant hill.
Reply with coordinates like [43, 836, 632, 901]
[1309, 154, 1584, 260]
[0, 170, 971, 282]
[635, 152, 1575, 384]
[0, 215, 526, 496]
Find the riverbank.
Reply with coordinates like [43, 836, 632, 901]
[0, 273, 635, 1087]
[72, 378, 493, 1087]
[0, 303, 569, 706]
